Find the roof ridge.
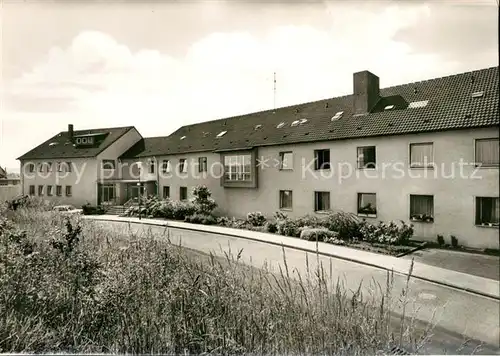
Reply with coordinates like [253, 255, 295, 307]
[177, 66, 498, 130]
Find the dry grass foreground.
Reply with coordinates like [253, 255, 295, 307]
[0, 204, 435, 354]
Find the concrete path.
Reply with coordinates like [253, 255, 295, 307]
[405, 248, 500, 281]
[85, 215, 500, 350]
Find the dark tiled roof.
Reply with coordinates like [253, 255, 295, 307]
[125, 66, 498, 158]
[17, 126, 137, 160]
[120, 136, 179, 159]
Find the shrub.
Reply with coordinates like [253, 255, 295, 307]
[295, 214, 324, 228]
[216, 216, 231, 227]
[277, 218, 301, 237]
[185, 213, 217, 225]
[359, 220, 414, 246]
[82, 204, 105, 215]
[451, 235, 459, 248]
[300, 227, 338, 242]
[265, 221, 278, 233]
[246, 212, 267, 227]
[323, 211, 362, 240]
[273, 211, 288, 221]
[192, 185, 217, 215]
[437, 234, 445, 246]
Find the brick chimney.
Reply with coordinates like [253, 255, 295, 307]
[353, 70, 380, 115]
[68, 124, 74, 141]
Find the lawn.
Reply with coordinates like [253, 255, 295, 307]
[1, 203, 430, 354]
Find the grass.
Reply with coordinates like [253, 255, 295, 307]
[0, 205, 434, 354]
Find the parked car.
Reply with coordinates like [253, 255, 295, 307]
[53, 205, 83, 215]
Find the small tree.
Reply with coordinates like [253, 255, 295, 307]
[192, 185, 217, 215]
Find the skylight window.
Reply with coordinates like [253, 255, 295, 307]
[299, 119, 308, 125]
[331, 111, 344, 121]
[291, 120, 300, 127]
[384, 105, 395, 110]
[49, 142, 58, 146]
[180, 136, 186, 140]
[277, 122, 286, 129]
[471, 91, 484, 98]
[254, 124, 262, 130]
[216, 131, 227, 138]
[408, 100, 429, 109]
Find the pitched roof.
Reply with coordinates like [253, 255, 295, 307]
[17, 126, 137, 160]
[123, 66, 498, 158]
[120, 136, 179, 159]
[0, 166, 6, 178]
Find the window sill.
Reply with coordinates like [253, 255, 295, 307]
[314, 210, 330, 215]
[476, 224, 499, 229]
[358, 213, 377, 218]
[409, 165, 435, 169]
[314, 168, 331, 171]
[279, 168, 293, 171]
[357, 167, 377, 170]
[280, 208, 293, 211]
[410, 218, 434, 224]
[474, 164, 499, 169]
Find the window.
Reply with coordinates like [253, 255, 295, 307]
[476, 197, 499, 226]
[56, 185, 62, 196]
[149, 160, 155, 174]
[180, 187, 188, 201]
[39, 163, 44, 172]
[162, 160, 171, 173]
[314, 149, 331, 170]
[100, 184, 115, 202]
[410, 195, 434, 222]
[224, 154, 252, 181]
[179, 159, 187, 173]
[66, 162, 72, 173]
[163, 186, 170, 199]
[410, 143, 433, 168]
[102, 160, 116, 170]
[199, 157, 208, 172]
[27, 163, 35, 173]
[38, 185, 44, 196]
[65, 186, 72, 197]
[357, 146, 376, 169]
[47, 162, 52, 172]
[357, 193, 377, 216]
[47, 185, 53, 196]
[314, 191, 330, 212]
[279, 190, 293, 210]
[29, 185, 35, 196]
[475, 139, 499, 167]
[279, 152, 293, 170]
[56, 162, 63, 172]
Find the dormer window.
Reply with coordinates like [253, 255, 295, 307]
[331, 111, 344, 121]
[471, 91, 484, 98]
[216, 131, 227, 138]
[180, 136, 186, 140]
[76, 138, 82, 144]
[81, 137, 87, 144]
[277, 122, 286, 129]
[299, 119, 308, 125]
[384, 105, 395, 110]
[291, 120, 300, 127]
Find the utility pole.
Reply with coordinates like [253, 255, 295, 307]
[273, 72, 277, 109]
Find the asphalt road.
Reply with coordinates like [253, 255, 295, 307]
[94, 220, 500, 355]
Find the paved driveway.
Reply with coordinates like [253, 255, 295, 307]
[405, 249, 500, 281]
[93, 219, 500, 350]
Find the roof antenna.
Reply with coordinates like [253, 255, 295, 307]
[273, 72, 276, 110]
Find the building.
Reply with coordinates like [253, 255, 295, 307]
[0, 166, 22, 201]
[18, 66, 499, 248]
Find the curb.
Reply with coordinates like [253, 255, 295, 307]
[88, 216, 500, 301]
[395, 242, 427, 258]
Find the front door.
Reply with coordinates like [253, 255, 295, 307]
[97, 183, 116, 205]
[128, 185, 144, 201]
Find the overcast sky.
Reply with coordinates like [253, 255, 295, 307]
[0, 0, 498, 170]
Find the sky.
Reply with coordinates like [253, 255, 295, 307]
[0, 0, 498, 171]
